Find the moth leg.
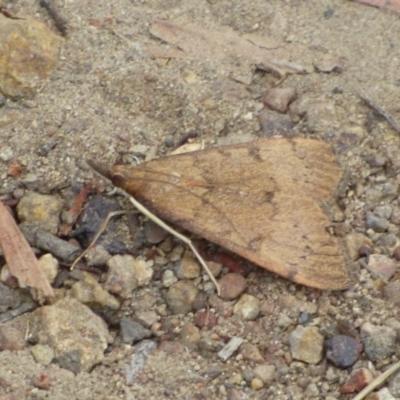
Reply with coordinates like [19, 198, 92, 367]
[70, 210, 126, 270]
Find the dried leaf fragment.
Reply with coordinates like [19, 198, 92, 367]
[0, 201, 54, 298]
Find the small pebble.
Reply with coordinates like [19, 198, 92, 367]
[251, 377, 264, 390]
[19, 222, 81, 262]
[143, 220, 169, 244]
[289, 326, 324, 364]
[345, 232, 372, 261]
[218, 273, 247, 301]
[339, 368, 373, 394]
[70, 271, 120, 311]
[164, 280, 199, 314]
[17, 192, 63, 235]
[135, 311, 158, 328]
[361, 322, 396, 361]
[194, 311, 218, 330]
[233, 294, 260, 320]
[119, 318, 152, 344]
[104, 255, 153, 298]
[304, 382, 319, 397]
[38, 254, 58, 284]
[364, 188, 383, 207]
[262, 87, 296, 113]
[207, 261, 223, 277]
[239, 343, 264, 363]
[180, 322, 201, 348]
[384, 280, 400, 303]
[162, 270, 178, 288]
[84, 245, 111, 267]
[253, 364, 276, 384]
[30, 344, 54, 365]
[175, 255, 201, 279]
[325, 335, 362, 368]
[314, 54, 344, 73]
[367, 254, 397, 281]
[0, 146, 13, 162]
[367, 388, 397, 400]
[365, 212, 389, 233]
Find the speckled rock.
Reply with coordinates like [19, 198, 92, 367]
[164, 280, 199, 314]
[70, 271, 120, 311]
[233, 294, 260, 320]
[325, 335, 362, 368]
[218, 273, 247, 301]
[30, 297, 109, 373]
[104, 255, 154, 298]
[0, 15, 64, 99]
[361, 322, 396, 361]
[289, 326, 324, 364]
[17, 192, 63, 234]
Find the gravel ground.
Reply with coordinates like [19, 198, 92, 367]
[1, 1, 400, 399]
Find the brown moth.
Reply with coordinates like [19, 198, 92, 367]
[89, 137, 353, 290]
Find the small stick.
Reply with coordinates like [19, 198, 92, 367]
[352, 360, 400, 400]
[358, 91, 400, 135]
[39, 0, 68, 36]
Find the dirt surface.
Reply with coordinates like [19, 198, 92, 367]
[1, 0, 400, 399]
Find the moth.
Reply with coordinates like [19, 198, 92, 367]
[88, 137, 353, 290]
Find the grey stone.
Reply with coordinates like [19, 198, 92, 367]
[361, 322, 396, 362]
[365, 212, 389, 233]
[120, 318, 152, 344]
